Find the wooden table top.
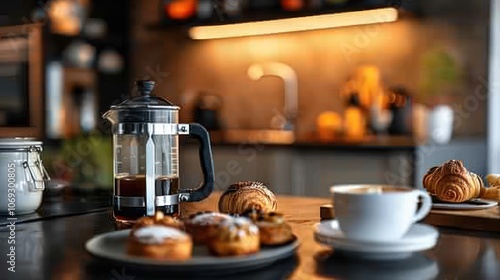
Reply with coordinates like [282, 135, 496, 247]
[183, 192, 330, 279]
[1, 193, 500, 279]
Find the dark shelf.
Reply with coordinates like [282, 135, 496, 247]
[153, 0, 418, 29]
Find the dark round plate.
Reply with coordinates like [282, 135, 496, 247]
[85, 229, 299, 274]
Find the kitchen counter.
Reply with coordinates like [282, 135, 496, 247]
[189, 132, 484, 150]
[196, 131, 418, 148]
[180, 135, 486, 196]
[0, 193, 499, 279]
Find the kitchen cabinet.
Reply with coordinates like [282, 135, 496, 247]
[180, 142, 414, 197]
[291, 150, 414, 197]
[180, 138, 486, 198]
[180, 143, 295, 194]
[0, 24, 43, 138]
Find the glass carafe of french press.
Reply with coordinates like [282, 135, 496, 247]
[103, 80, 214, 223]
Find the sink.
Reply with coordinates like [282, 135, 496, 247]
[223, 130, 295, 144]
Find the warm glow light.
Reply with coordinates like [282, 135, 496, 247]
[247, 64, 264, 80]
[189, 8, 398, 40]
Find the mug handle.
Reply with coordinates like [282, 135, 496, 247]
[412, 189, 432, 223]
[178, 123, 215, 202]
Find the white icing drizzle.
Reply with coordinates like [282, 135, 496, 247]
[221, 217, 259, 236]
[248, 224, 259, 235]
[132, 225, 186, 244]
[190, 212, 231, 225]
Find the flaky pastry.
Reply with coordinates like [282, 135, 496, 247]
[423, 160, 485, 203]
[218, 181, 277, 214]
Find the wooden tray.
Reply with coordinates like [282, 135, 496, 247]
[320, 204, 500, 233]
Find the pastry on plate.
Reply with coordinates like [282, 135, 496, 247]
[208, 217, 260, 256]
[482, 186, 500, 201]
[130, 211, 184, 236]
[243, 209, 294, 246]
[218, 181, 277, 214]
[184, 211, 232, 245]
[423, 160, 485, 203]
[127, 225, 192, 261]
[486, 174, 500, 186]
[482, 174, 500, 201]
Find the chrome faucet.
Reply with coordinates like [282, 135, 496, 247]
[247, 62, 298, 130]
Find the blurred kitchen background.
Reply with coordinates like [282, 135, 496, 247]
[0, 0, 493, 197]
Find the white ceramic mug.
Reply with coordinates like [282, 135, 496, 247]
[331, 184, 432, 242]
[428, 105, 454, 144]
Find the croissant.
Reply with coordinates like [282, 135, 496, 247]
[218, 181, 277, 214]
[423, 160, 485, 203]
[486, 174, 500, 186]
[482, 186, 500, 201]
[483, 174, 500, 201]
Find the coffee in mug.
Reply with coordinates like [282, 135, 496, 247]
[330, 184, 432, 242]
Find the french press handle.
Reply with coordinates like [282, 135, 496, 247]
[178, 123, 215, 202]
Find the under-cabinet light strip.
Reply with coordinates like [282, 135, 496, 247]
[189, 7, 398, 40]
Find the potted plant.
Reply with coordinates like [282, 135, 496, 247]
[417, 46, 463, 144]
[419, 46, 463, 106]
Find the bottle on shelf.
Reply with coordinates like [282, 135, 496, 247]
[281, 0, 305, 11]
[197, 0, 214, 19]
[164, 0, 197, 20]
[343, 92, 366, 140]
[223, 0, 244, 17]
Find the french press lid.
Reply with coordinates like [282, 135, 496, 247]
[103, 80, 180, 124]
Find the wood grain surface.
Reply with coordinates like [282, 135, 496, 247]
[183, 192, 332, 279]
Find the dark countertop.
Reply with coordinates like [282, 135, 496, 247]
[1, 193, 499, 279]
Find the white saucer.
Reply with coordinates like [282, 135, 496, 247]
[314, 220, 439, 260]
[432, 198, 498, 210]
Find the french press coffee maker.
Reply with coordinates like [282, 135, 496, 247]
[103, 80, 215, 223]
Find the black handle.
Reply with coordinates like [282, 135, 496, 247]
[182, 123, 214, 202]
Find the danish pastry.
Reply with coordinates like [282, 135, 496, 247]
[208, 217, 260, 256]
[127, 225, 192, 261]
[243, 209, 294, 245]
[131, 211, 184, 233]
[184, 211, 232, 245]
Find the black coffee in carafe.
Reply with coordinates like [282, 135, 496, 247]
[114, 175, 179, 222]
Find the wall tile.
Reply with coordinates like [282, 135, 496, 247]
[130, 0, 489, 138]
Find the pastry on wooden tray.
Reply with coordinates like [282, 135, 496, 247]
[486, 174, 500, 186]
[208, 217, 260, 257]
[184, 211, 232, 245]
[483, 174, 500, 201]
[243, 209, 294, 246]
[218, 181, 277, 214]
[127, 225, 192, 261]
[423, 160, 485, 203]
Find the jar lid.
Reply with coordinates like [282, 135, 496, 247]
[0, 138, 43, 149]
